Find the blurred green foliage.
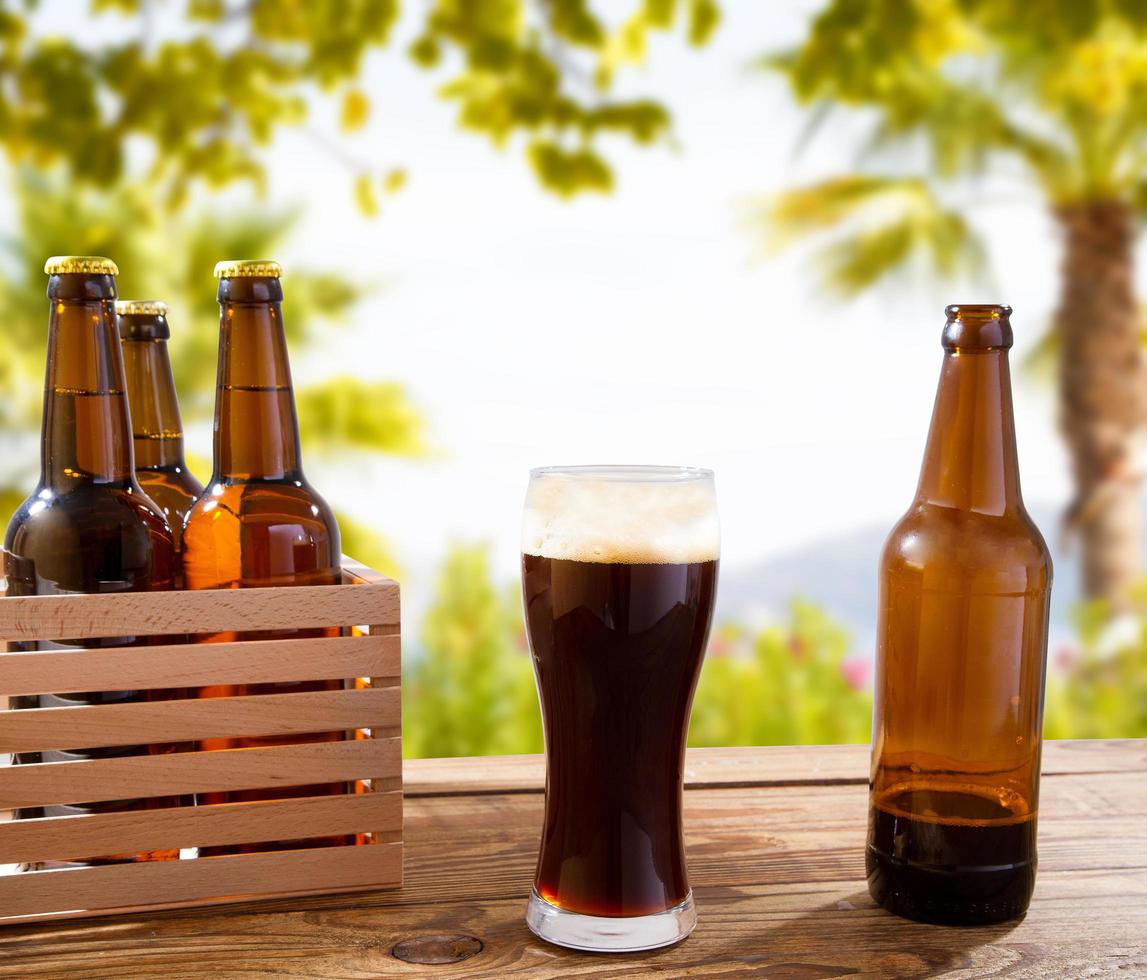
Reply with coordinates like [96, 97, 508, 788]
[1045, 586, 1147, 739]
[406, 545, 1147, 759]
[0, 0, 718, 204]
[760, 0, 1147, 291]
[404, 544, 542, 758]
[690, 605, 872, 747]
[404, 544, 873, 759]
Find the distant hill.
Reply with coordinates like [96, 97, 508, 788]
[716, 502, 1093, 658]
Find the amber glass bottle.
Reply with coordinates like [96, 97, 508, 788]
[117, 300, 204, 565]
[867, 304, 1053, 925]
[3, 256, 178, 864]
[182, 260, 350, 854]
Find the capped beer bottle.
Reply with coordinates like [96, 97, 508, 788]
[182, 260, 351, 854]
[867, 304, 1052, 924]
[3, 256, 178, 864]
[116, 300, 204, 562]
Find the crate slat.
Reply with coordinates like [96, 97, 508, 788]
[0, 840, 402, 922]
[0, 634, 399, 696]
[0, 791, 401, 865]
[0, 687, 400, 754]
[0, 581, 399, 642]
[0, 737, 401, 810]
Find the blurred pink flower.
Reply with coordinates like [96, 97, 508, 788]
[709, 635, 732, 658]
[1055, 645, 1078, 672]
[787, 635, 808, 661]
[841, 657, 871, 691]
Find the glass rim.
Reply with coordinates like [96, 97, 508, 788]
[529, 464, 713, 483]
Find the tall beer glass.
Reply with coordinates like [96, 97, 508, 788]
[521, 465, 719, 951]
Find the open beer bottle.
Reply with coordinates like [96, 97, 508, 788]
[116, 300, 204, 566]
[3, 256, 178, 864]
[182, 260, 351, 855]
[867, 304, 1053, 924]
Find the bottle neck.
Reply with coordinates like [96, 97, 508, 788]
[915, 346, 1023, 516]
[41, 296, 134, 487]
[213, 297, 302, 481]
[121, 337, 188, 471]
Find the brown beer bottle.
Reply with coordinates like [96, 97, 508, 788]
[116, 300, 204, 564]
[867, 304, 1053, 924]
[182, 260, 351, 854]
[4, 256, 178, 864]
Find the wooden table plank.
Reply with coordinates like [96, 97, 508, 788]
[403, 739, 1147, 796]
[1, 742, 1144, 978]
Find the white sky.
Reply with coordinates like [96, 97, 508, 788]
[25, 3, 1106, 628]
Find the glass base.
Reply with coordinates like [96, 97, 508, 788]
[525, 888, 696, 952]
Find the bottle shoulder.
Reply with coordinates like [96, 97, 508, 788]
[182, 478, 341, 589]
[4, 483, 174, 592]
[6, 484, 172, 547]
[881, 502, 1052, 590]
[185, 478, 337, 525]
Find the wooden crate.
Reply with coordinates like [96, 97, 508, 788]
[0, 557, 401, 925]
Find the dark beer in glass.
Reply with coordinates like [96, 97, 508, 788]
[867, 305, 1053, 924]
[522, 465, 718, 951]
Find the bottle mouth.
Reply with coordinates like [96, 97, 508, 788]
[943, 304, 1013, 351]
[945, 304, 1012, 320]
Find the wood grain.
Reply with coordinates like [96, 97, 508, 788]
[0, 686, 400, 753]
[0, 737, 401, 809]
[0, 841, 402, 921]
[0, 742, 1142, 977]
[0, 634, 399, 696]
[0, 792, 402, 865]
[0, 580, 399, 642]
[403, 738, 1147, 796]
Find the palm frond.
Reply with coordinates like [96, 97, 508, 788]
[758, 175, 986, 297]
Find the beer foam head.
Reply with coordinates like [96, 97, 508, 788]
[523, 466, 719, 564]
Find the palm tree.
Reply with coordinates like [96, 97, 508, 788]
[764, 0, 1147, 602]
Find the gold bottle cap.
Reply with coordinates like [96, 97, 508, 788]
[213, 259, 282, 279]
[44, 255, 119, 276]
[115, 300, 168, 317]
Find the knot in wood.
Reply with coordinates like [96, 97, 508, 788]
[391, 934, 484, 965]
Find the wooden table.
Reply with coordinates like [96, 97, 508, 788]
[2, 740, 1144, 978]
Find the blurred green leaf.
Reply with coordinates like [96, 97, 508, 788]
[340, 89, 371, 132]
[297, 378, 427, 457]
[688, 0, 721, 46]
[336, 511, 402, 581]
[527, 141, 613, 196]
[354, 173, 381, 216]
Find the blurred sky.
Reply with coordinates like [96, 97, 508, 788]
[26, 3, 1093, 630]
